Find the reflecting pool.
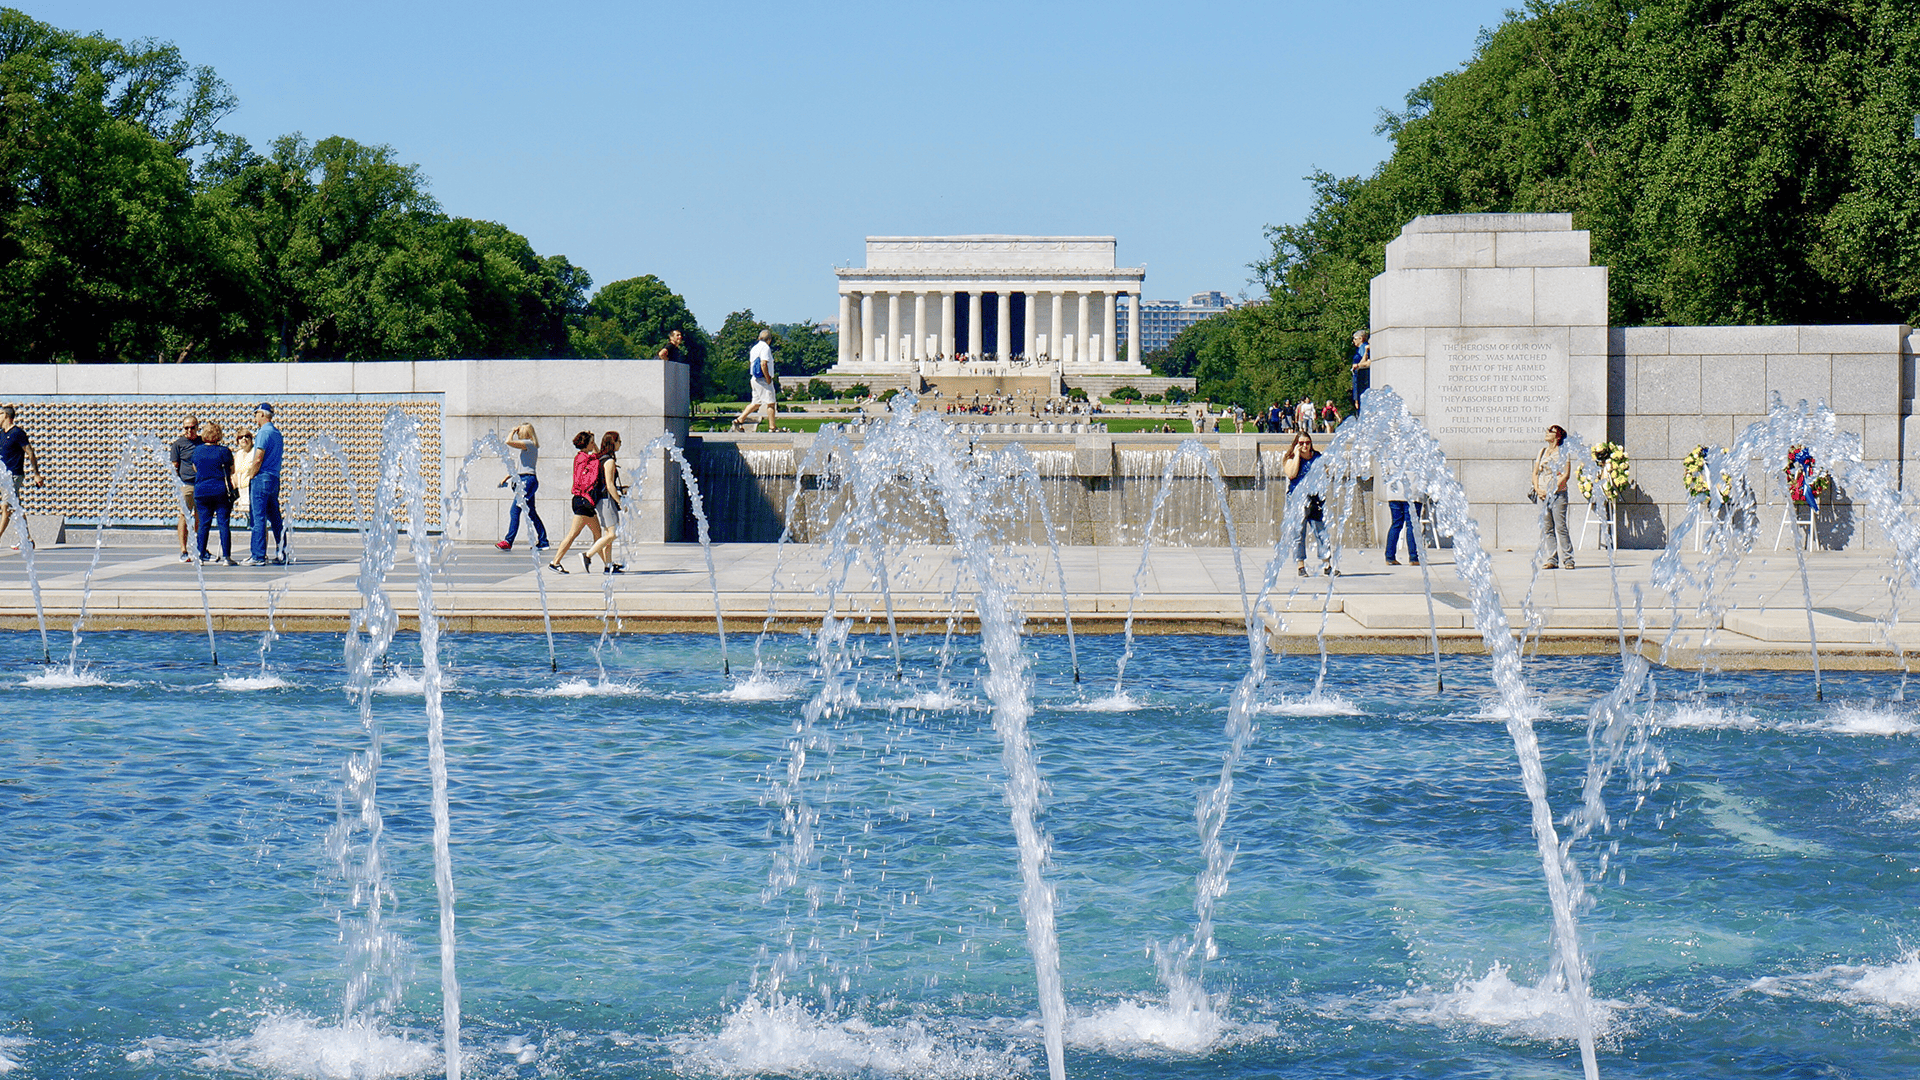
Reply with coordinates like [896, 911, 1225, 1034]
[4, 631, 1919, 1078]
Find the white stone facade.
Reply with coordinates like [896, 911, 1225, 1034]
[830, 236, 1152, 388]
[1371, 212, 1919, 550]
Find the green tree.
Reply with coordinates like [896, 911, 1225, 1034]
[573, 274, 711, 390]
[1254, 0, 1920, 385]
[768, 321, 838, 378]
[0, 8, 234, 360]
[707, 308, 765, 401]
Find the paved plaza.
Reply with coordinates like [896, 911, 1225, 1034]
[0, 529, 1912, 669]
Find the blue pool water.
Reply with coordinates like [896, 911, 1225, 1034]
[4, 630, 1920, 1078]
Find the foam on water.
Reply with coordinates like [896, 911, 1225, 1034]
[0, 1034, 26, 1073]
[217, 673, 292, 691]
[541, 677, 647, 698]
[1663, 702, 1763, 731]
[1748, 951, 1920, 1014]
[371, 667, 442, 695]
[1065, 997, 1274, 1056]
[890, 687, 974, 711]
[1258, 690, 1362, 717]
[19, 666, 109, 689]
[713, 672, 801, 702]
[1375, 963, 1617, 1042]
[670, 999, 1028, 1078]
[131, 1016, 437, 1079]
[1801, 703, 1919, 736]
[1062, 688, 1152, 712]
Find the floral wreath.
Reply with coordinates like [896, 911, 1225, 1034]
[1682, 444, 1732, 500]
[1784, 445, 1832, 506]
[1576, 441, 1632, 503]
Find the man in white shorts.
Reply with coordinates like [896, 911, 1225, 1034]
[733, 329, 778, 432]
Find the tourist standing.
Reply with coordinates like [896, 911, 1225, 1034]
[1321, 400, 1341, 432]
[0, 406, 44, 550]
[190, 420, 236, 565]
[1268, 402, 1283, 434]
[247, 403, 285, 565]
[232, 429, 257, 526]
[1295, 398, 1314, 434]
[1532, 424, 1575, 570]
[169, 414, 200, 562]
[733, 329, 779, 432]
[496, 422, 548, 550]
[1283, 432, 1333, 576]
[1382, 474, 1422, 566]
[546, 431, 604, 573]
[1349, 330, 1372, 413]
[580, 431, 626, 573]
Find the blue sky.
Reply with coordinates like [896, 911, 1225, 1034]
[36, 0, 1512, 328]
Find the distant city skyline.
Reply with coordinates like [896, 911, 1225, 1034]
[32, 0, 1517, 327]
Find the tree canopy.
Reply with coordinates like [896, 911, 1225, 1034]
[0, 9, 702, 364]
[1179, 0, 1920, 410]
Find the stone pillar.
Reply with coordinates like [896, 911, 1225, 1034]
[1369, 212, 1608, 548]
[1075, 291, 1091, 365]
[1127, 291, 1141, 366]
[996, 290, 1013, 362]
[1023, 292, 1038, 359]
[967, 291, 983, 360]
[838, 292, 852, 365]
[941, 291, 955, 358]
[1050, 292, 1064, 360]
[1103, 290, 1118, 363]
[858, 293, 873, 362]
[913, 292, 926, 362]
[886, 292, 900, 364]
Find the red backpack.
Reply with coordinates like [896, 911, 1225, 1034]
[571, 450, 601, 497]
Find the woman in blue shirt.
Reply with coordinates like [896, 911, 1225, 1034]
[189, 421, 237, 565]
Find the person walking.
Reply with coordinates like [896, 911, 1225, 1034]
[733, 330, 779, 432]
[169, 414, 200, 562]
[1532, 424, 1575, 570]
[0, 405, 44, 550]
[579, 431, 625, 572]
[1321, 400, 1341, 432]
[190, 420, 237, 565]
[246, 403, 286, 565]
[496, 422, 548, 550]
[546, 431, 604, 573]
[1382, 473, 1422, 567]
[1294, 397, 1314, 434]
[1349, 329, 1372, 414]
[1282, 432, 1333, 577]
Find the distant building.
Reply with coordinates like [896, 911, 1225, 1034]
[1136, 291, 1237, 356]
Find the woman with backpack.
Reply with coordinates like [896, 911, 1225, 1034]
[546, 431, 605, 573]
[580, 431, 626, 573]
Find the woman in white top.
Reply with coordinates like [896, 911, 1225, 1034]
[497, 422, 548, 550]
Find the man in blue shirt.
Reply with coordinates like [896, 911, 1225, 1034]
[247, 402, 286, 565]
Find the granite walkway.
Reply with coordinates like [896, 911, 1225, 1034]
[0, 532, 1913, 669]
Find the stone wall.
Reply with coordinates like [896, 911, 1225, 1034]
[1611, 324, 1917, 550]
[0, 359, 690, 543]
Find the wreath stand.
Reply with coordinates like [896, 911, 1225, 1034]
[1577, 500, 1615, 551]
[1774, 498, 1815, 551]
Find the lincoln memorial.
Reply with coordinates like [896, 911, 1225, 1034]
[826, 235, 1154, 396]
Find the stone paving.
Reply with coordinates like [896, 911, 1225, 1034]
[0, 531, 1912, 668]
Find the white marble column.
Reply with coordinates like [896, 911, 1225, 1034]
[1103, 290, 1118, 364]
[1022, 292, 1038, 359]
[885, 292, 900, 364]
[967, 292, 983, 360]
[940, 291, 954, 358]
[838, 292, 852, 365]
[858, 293, 873, 362]
[1127, 291, 1141, 365]
[1075, 291, 1090, 365]
[912, 293, 926, 362]
[995, 292, 1012, 362]
[1050, 292, 1063, 360]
